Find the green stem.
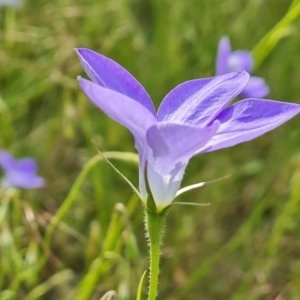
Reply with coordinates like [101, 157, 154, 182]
[145, 210, 167, 300]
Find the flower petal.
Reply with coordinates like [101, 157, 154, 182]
[0, 150, 15, 171]
[15, 158, 37, 173]
[135, 139, 148, 202]
[147, 162, 186, 209]
[216, 36, 231, 75]
[199, 99, 300, 153]
[3, 173, 45, 189]
[78, 77, 157, 140]
[227, 50, 253, 73]
[75, 48, 155, 115]
[146, 121, 219, 175]
[0, 151, 44, 189]
[0, 0, 22, 8]
[145, 119, 220, 207]
[157, 71, 249, 126]
[241, 76, 270, 98]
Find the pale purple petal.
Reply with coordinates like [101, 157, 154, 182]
[0, 0, 22, 7]
[146, 121, 219, 175]
[157, 71, 249, 126]
[146, 121, 218, 207]
[15, 158, 37, 173]
[216, 36, 231, 75]
[3, 173, 44, 189]
[135, 139, 148, 202]
[0, 151, 45, 189]
[75, 48, 155, 115]
[227, 50, 253, 73]
[199, 99, 300, 153]
[78, 77, 157, 140]
[78, 76, 157, 203]
[241, 76, 270, 98]
[157, 78, 212, 122]
[0, 150, 15, 171]
[147, 162, 186, 208]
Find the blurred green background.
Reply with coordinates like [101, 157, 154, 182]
[1, 0, 300, 299]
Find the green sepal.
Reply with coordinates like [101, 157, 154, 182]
[144, 162, 158, 214]
[159, 204, 172, 215]
[146, 193, 157, 214]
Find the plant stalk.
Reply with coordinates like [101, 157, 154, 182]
[145, 210, 166, 300]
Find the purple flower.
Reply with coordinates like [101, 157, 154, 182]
[0, 150, 45, 189]
[216, 36, 270, 98]
[76, 48, 300, 211]
[0, 0, 22, 8]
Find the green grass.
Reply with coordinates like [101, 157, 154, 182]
[1, 0, 300, 299]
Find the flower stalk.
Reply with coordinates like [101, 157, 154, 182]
[145, 208, 167, 300]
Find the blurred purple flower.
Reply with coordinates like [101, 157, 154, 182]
[0, 0, 22, 8]
[0, 150, 45, 189]
[216, 36, 270, 98]
[76, 48, 300, 210]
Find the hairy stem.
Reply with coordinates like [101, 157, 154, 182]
[145, 210, 167, 300]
